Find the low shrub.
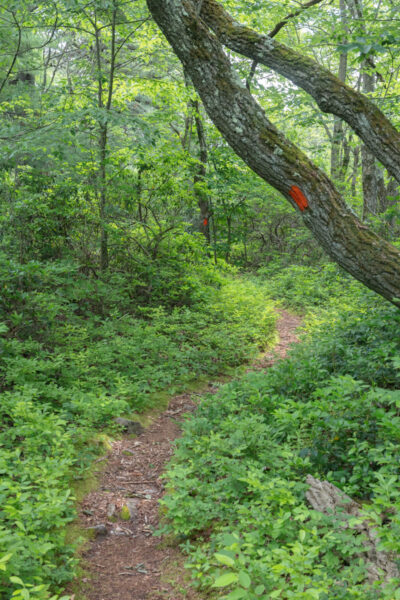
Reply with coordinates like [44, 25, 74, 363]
[257, 262, 364, 311]
[0, 254, 276, 598]
[160, 269, 400, 599]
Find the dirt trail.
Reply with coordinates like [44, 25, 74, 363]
[73, 310, 301, 600]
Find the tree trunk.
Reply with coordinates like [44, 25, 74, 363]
[193, 100, 211, 243]
[330, 0, 348, 182]
[146, 0, 400, 306]
[94, 6, 117, 272]
[226, 213, 232, 261]
[351, 145, 360, 199]
[99, 124, 109, 271]
[361, 72, 379, 218]
[381, 178, 398, 213]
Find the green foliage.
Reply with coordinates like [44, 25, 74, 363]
[0, 250, 276, 598]
[0, 0, 400, 597]
[257, 262, 365, 311]
[159, 267, 400, 599]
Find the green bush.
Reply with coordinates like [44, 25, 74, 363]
[0, 253, 276, 598]
[257, 262, 365, 311]
[160, 270, 400, 599]
[161, 377, 400, 599]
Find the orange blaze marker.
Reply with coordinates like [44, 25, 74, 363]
[289, 185, 309, 211]
[203, 218, 208, 226]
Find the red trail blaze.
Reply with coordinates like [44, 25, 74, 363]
[289, 185, 309, 211]
[203, 218, 208, 226]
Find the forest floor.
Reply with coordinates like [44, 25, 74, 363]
[71, 310, 302, 600]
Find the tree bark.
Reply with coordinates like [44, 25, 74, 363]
[351, 145, 360, 199]
[361, 71, 379, 218]
[381, 178, 398, 214]
[146, 0, 400, 306]
[94, 6, 117, 271]
[330, 0, 348, 182]
[193, 100, 211, 243]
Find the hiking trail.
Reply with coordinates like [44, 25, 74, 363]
[72, 310, 302, 600]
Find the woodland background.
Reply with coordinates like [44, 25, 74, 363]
[0, 0, 400, 599]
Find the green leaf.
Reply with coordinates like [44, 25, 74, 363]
[238, 571, 251, 589]
[255, 584, 265, 595]
[221, 533, 241, 546]
[0, 552, 12, 571]
[10, 576, 25, 586]
[212, 572, 239, 587]
[215, 553, 235, 567]
[226, 589, 247, 600]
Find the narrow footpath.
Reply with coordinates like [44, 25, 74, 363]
[73, 310, 302, 600]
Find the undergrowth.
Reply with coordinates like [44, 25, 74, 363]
[160, 264, 400, 600]
[0, 253, 276, 599]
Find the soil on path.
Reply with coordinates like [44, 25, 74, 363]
[73, 310, 302, 600]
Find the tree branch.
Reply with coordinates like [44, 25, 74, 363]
[245, 59, 258, 92]
[0, 11, 22, 96]
[268, 0, 326, 39]
[199, 0, 400, 184]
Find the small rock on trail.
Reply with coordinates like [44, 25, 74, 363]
[113, 417, 145, 435]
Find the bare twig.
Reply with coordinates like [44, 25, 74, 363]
[246, 59, 258, 92]
[268, 0, 326, 38]
[0, 11, 21, 96]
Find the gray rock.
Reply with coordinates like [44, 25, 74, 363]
[87, 524, 108, 537]
[306, 475, 400, 583]
[106, 503, 116, 519]
[113, 417, 144, 435]
[125, 499, 139, 520]
[142, 486, 158, 498]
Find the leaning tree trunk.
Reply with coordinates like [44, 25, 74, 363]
[146, 0, 400, 306]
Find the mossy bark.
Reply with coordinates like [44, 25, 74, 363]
[146, 0, 400, 306]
